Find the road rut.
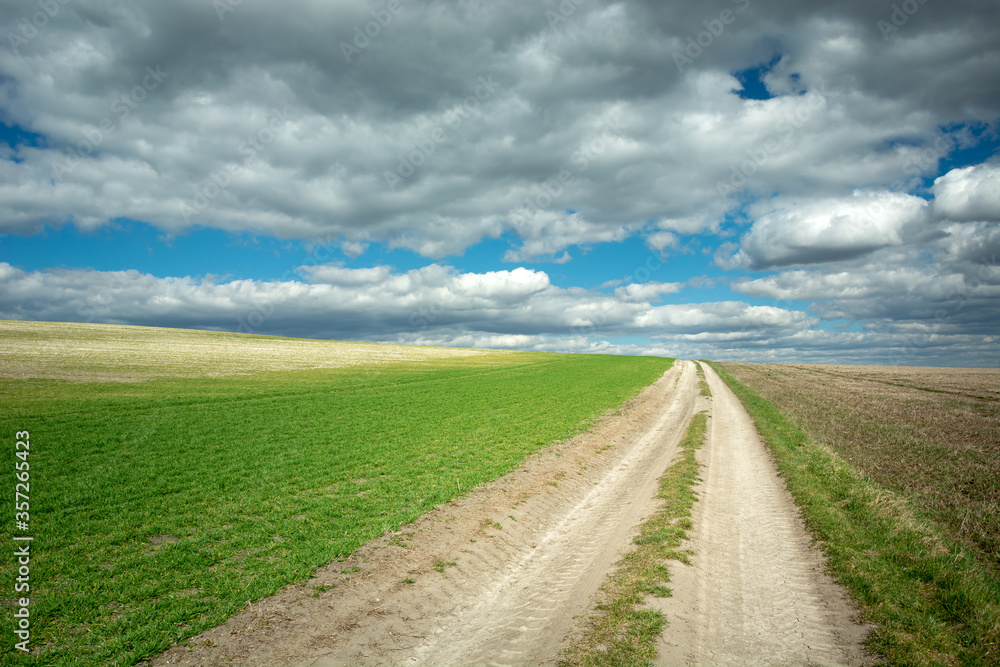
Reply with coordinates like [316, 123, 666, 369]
[395, 362, 698, 667]
[653, 363, 873, 666]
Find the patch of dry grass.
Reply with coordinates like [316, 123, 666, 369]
[0, 320, 513, 382]
[719, 362, 1000, 574]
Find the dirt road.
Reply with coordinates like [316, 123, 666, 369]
[653, 364, 873, 666]
[149, 360, 872, 666]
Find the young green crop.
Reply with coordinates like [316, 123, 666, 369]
[1, 345, 671, 666]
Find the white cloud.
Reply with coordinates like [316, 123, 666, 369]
[340, 240, 369, 258]
[732, 249, 1000, 335]
[1, 1, 998, 366]
[0, 0, 996, 260]
[722, 192, 931, 269]
[938, 221, 1000, 265]
[645, 231, 678, 253]
[933, 163, 1000, 222]
[638, 301, 816, 334]
[302, 265, 393, 286]
[614, 281, 684, 302]
[0, 261, 809, 341]
[733, 268, 947, 302]
[503, 210, 633, 262]
[452, 267, 551, 301]
[1, 258, 995, 365]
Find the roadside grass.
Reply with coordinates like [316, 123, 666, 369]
[0, 324, 672, 666]
[561, 412, 708, 667]
[710, 362, 1000, 667]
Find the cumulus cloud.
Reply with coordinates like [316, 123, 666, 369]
[1, 256, 995, 364]
[669, 328, 1000, 368]
[1, 0, 998, 366]
[302, 265, 394, 286]
[645, 231, 679, 253]
[939, 221, 1000, 266]
[720, 192, 931, 270]
[733, 248, 1000, 336]
[734, 268, 940, 302]
[614, 281, 684, 302]
[933, 163, 1000, 222]
[640, 302, 816, 334]
[0, 261, 812, 341]
[0, 0, 997, 258]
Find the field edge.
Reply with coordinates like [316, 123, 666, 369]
[708, 361, 1000, 667]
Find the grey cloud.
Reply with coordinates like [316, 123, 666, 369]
[732, 235, 1000, 336]
[676, 329, 1000, 368]
[614, 281, 684, 303]
[1, 256, 994, 365]
[2, 0, 998, 258]
[2, 0, 998, 366]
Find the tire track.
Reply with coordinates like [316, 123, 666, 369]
[403, 361, 699, 666]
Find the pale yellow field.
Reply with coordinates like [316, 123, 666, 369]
[0, 320, 511, 382]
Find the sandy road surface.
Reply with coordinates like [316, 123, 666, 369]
[149, 360, 872, 666]
[388, 361, 698, 667]
[653, 363, 874, 666]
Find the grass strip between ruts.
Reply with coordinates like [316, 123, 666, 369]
[561, 411, 708, 666]
[709, 361, 1000, 667]
[694, 361, 712, 398]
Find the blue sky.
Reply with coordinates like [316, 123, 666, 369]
[1, 1, 998, 365]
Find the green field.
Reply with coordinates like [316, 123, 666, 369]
[0, 321, 672, 666]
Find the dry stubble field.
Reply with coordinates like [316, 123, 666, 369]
[719, 362, 1000, 576]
